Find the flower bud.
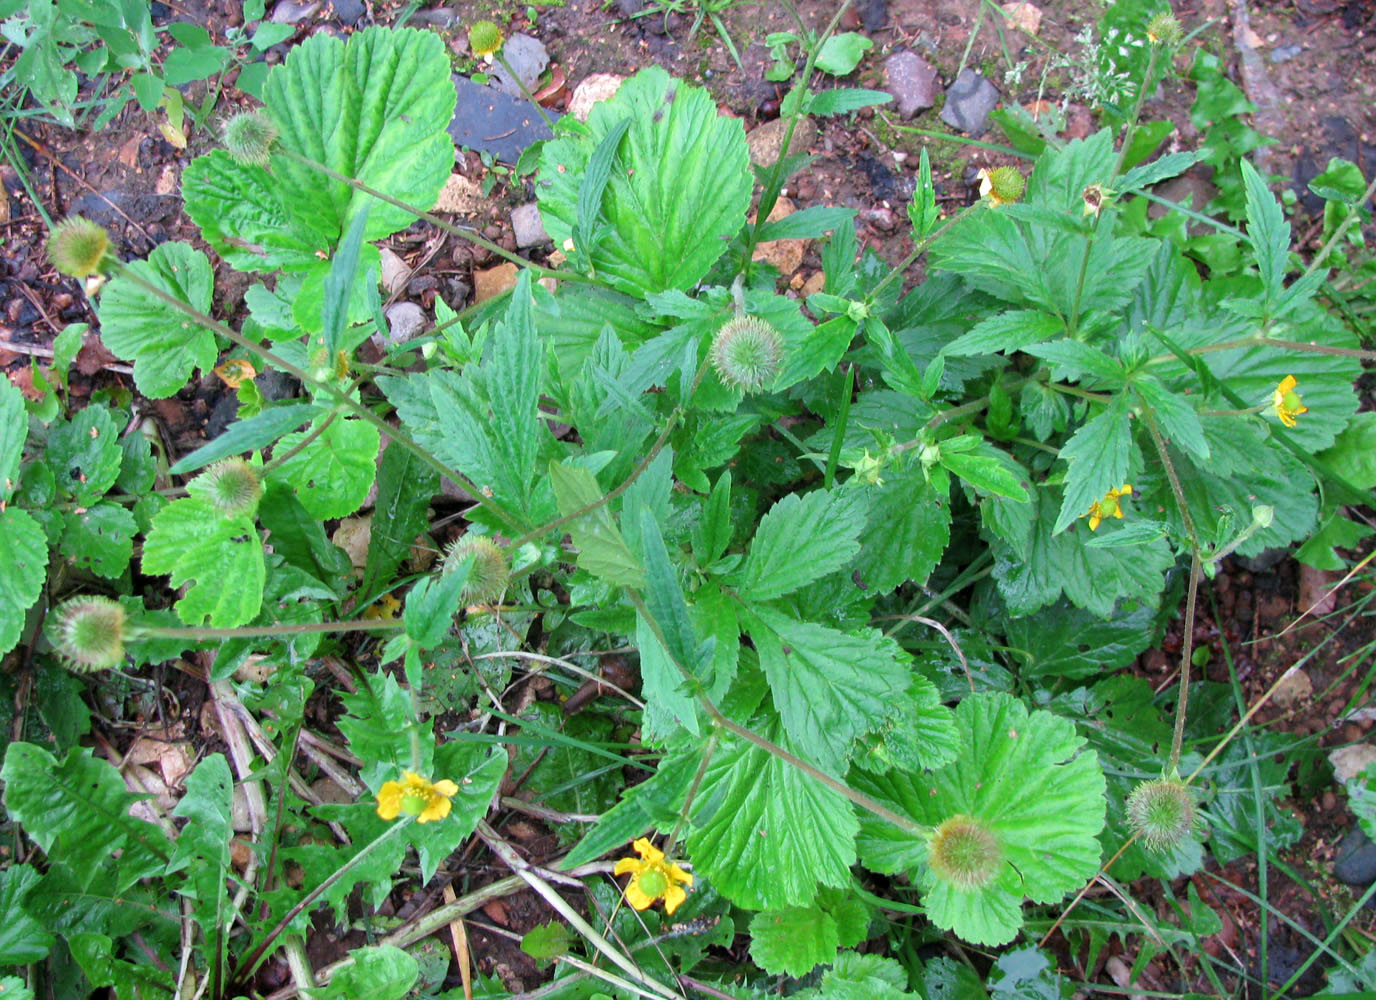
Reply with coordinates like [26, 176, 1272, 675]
[1126, 777, 1196, 852]
[220, 112, 279, 167]
[47, 217, 113, 279]
[709, 316, 783, 394]
[196, 458, 263, 519]
[443, 534, 510, 605]
[50, 596, 126, 672]
[1147, 13, 1183, 46]
[927, 815, 1003, 890]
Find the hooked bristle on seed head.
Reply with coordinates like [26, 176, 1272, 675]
[443, 534, 510, 605]
[1126, 777, 1196, 852]
[47, 216, 113, 279]
[1147, 12, 1183, 46]
[927, 815, 1003, 890]
[50, 596, 127, 672]
[709, 316, 783, 394]
[196, 458, 263, 519]
[221, 112, 279, 167]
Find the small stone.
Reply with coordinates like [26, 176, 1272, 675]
[254, 370, 297, 402]
[383, 302, 426, 344]
[884, 51, 939, 119]
[330, 0, 364, 25]
[940, 69, 1001, 137]
[379, 247, 411, 296]
[1330, 743, 1376, 783]
[746, 117, 816, 168]
[1270, 44, 1302, 64]
[271, 0, 320, 23]
[1001, 2, 1042, 35]
[1271, 667, 1312, 709]
[332, 517, 371, 568]
[511, 202, 550, 248]
[616, 0, 644, 15]
[568, 73, 624, 122]
[489, 33, 549, 99]
[856, 0, 887, 31]
[1299, 563, 1338, 617]
[1334, 826, 1376, 886]
[474, 262, 519, 303]
[751, 196, 806, 277]
[1321, 790, 1337, 812]
[435, 173, 492, 216]
[800, 271, 826, 296]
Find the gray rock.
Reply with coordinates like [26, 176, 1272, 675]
[271, 0, 320, 24]
[449, 75, 556, 164]
[330, 0, 364, 25]
[384, 302, 427, 344]
[407, 7, 459, 29]
[884, 51, 938, 119]
[488, 33, 548, 99]
[857, 0, 887, 31]
[1270, 43, 1302, 64]
[379, 247, 411, 297]
[1335, 827, 1376, 887]
[940, 68, 1000, 137]
[511, 202, 550, 248]
[255, 369, 298, 402]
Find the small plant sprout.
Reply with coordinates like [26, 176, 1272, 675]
[1271, 375, 1308, 427]
[220, 111, 279, 166]
[49, 596, 127, 672]
[376, 771, 460, 823]
[614, 838, 694, 914]
[709, 315, 784, 394]
[47, 216, 112, 278]
[1126, 776, 1197, 851]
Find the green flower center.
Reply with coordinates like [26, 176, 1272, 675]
[1282, 390, 1303, 411]
[1099, 495, 1120, 518]
[637, 868, 669, 898]
[401, 791, 429, 815]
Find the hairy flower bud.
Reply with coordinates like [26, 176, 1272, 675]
[1147, 13, 1183, 46]
[443, 534, 511, 605]
[927, 815, 1003, 890]
[47, 216, 113, 278]
[50, 596, 126, 672]
[197, 458, 263, 519]
[1126, 777, 1196, 851]
[709, 316, 783, 394]
[220, 112, 279, 167]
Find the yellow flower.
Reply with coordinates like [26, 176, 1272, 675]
[376, 771, 460, 824]
[1085, 484, 1133, 531]
[1272, 375, 1308, 427]
[613, 838, 693, 914]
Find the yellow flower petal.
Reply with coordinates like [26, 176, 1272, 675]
[376, 781, 403, 820]
[663, 883, 687, 915]
[624, 880, 655, 910]
[613, 857, 643, 876]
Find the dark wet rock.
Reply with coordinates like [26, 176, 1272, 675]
[884, 50, 938, 118]
[330, 0, 364, 25]
[407, 7, 460, 29]
[855, 154, 913, 204]
[255, 370, 298, 402]
[1235, 548, 1289, 573]
[1335, 826, 1376, 887]
[940, 68, 1000, 136]
[271, 0, 321, 24]
[449, 75, 556, 164]
[857, 0, 887, 31]
[489, 33, 550, 99]
[616, 0, 644, 15]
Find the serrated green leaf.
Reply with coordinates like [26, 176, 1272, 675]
[403, 560, 468, 649]
[142, 497, 265, 627]
[262, 27, 456, 244]
[487, 271, 542, 516]
[1133, 375, 1209, 461]
[816, 32, 872, 75]
[315, 945, 417, 1000]
[321, 205, 371, 357]
[167, 754, 233, 971]
[550, 461, 644, 588]
[733, 489, 864, 601]
[807, 88, 891, 116]
[522, 922, 574, 966]
[755, 205, 856, 242]
[362, 444, 439, 599]
[1024, 341, 1125, 385]
[943, 309, 1065, 357]
[538, 67, 751, 295]
[257, 483, 353, 587]
[269, 415, 380, 519]
[856, 678, 959, 774]
[0, 377, 25, 501]
[1005, 599, 1155, 679]
[1118, 151, 1197, 193]
[98, 242, 217, 398]
[908, 148, 939, 239]
[116, 427, 156, 495]
[68, 931, 175, 997]
[749, 906, 839, 976]
[795, 952, 913, 1000]
[60, 502, 137, 579]
[337, 671, 421, 789]
[169, 402, 325, 476]
[1054, 395, 1133, 534]
[0, 866, 53, 964]
[851, 472, 950, 593]
[678, 722, 858, 910]
[746, 607, 909, 772]
[1317, 411, 1376, 489]
[46, 404, 122, 504]
[1, 743, 167, 888]
[0, 509, 47, 656]
[405, 741, 505, 883]
[1240, 158, 1288, 309]
[941, 444, 1030, 503]
[855, 693, 1106, 946]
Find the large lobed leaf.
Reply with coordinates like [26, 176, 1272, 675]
[537, 66, 752, 296]
[0, 508, 47, 657]
[141, 498, 265, 627]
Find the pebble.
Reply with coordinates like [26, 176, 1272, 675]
[330, 0, 364, 25]
[1334, 826, 1376, 887]
[379, 247, 411, 297]
[940, 68, 1000, 137]
[271, 0, 320, 24]
[1272, 668, 1313, 709]
[434, 174, 493, 216]
[383, 301, 426, 344]
[1001, 2, 1042, 35]
[856, 0, 887, 31]
[489, 33, 550, 99]
[474, 262, 519, 303]
[1270, 44, 1302, 64]
[884, 51, 939, 118]
[1322, 790, 1337, 812]
[511, 202, 550, 248]
[746, 117, 816, 168]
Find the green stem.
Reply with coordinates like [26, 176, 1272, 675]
[1146, 336, 1376, 363]
[823, 364, 854, 489]
[1299, 170, 1376, 283]
[104, 260, 526, 534]
[135, 619, 404, 643]
[490, 51, 557, 130]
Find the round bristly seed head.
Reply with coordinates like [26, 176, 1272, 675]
[1147, 12, 1183, 46]
[709, 316, 783, 394]
[50, 596, 127, 672]
[468, 20, 504, 59]
[199, 458, 263, 518]
[927, 815, 1003, 890]
[47, 216, 113, 278]
[443, 535, 510, 605]
[221, 112, 279, 167]
[1126, 777, 1195, 852]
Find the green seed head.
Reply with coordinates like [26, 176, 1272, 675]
[1147, 13, 1183, 46]
[443, 535, 511, 605]
[983, 166, 1025, 205]
[196, 458, 263, 519]
[710, 316, 783, 394]
[47, 216, 113, 279]
[468, 20, 504, 59]
[927, 815, 1002, 890]
[220, 112, 279, 167]
[1126, 777, 1196, 852]
[50, 596, 126, 672]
